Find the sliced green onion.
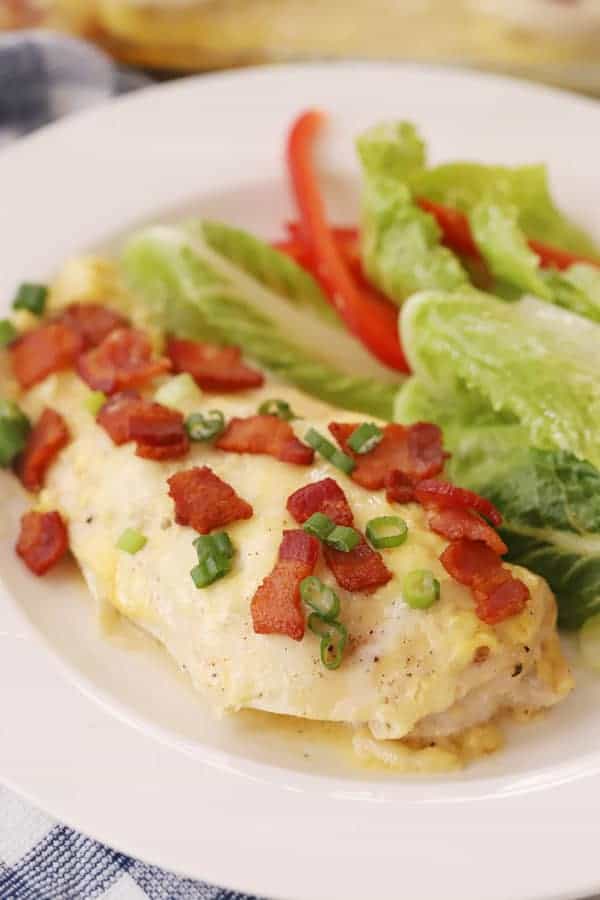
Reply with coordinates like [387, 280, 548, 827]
[12, 282, 48, 315]
[0, 319, 17, 347]
[579, 613, 600, 671]
[191, 531, 234, 588]
[193, 531, 234, 563]
[155, 373, 202, 410]
[304, 428, 355, 475]
[300, 576, 340, 621]
[0, 398, 30, 467]
[85, 390, 107, 416]
[210, 531, 234, 560]
[348, 422, 383, 454]
[366, 516, 408, 549]
[303, 512, 335, 541]
[330, 450, 355, 475]
[308, 615, 348, 670]
[258, 398, 299, 421]
[325, 525, 361, 553]
[191, 557, 229, 588]
[186, 410, 225, 441]
[403, 569, 440, 610]
[117, 528, 147, 554]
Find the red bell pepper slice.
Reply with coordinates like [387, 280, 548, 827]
[286, 110, 409, 373]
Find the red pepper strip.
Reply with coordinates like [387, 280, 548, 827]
[417, 198, 600, 271]
[527, 238, 600, 272]
[416, 199, 480, 258]
[415, 480, 503, 528]
[287, 110, 409, 373]
[16, 510, 69, 576]
[251, 529, 320, 641]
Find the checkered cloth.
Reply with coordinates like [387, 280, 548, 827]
[0, 31, 260, 900]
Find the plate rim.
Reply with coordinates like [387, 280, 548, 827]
[1, 59, 600, 900]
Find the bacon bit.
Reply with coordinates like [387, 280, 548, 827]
[167, 466, 253, 534]
[440, 539, 505, 590]
[96, 391, 145, 445]
[167, 337, 264, 393]
[97, 391, 190, 461]
[58, 303, 128, 349]
[16, 408, 70, 492]
[77, 328, 171, 394]
[324, 537, 392, 594]
[11, 322, 82, 389]
[427, 506, 507, 556]
[16, 510, 68, 575]
[286, 475, 391, 592]
[385, 469, 416, 505]
[440, 538, 528, 625]
[329, 421, 446, 489]
[475, 579, 529, 626]
[415, 480, 502, 527]
[286, 477, 354, 526]
[216, 415, 314, 466]
[251, 530, 320, 640]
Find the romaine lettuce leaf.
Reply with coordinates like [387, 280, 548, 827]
[357, 123, 468, 305]
[398, 289, 600, 467]
[467, 201, 600, 321]
[468, 201, 551, 300]
[121, 222, 400, 420]
[449, 440, 600, 629]
[410, 161, 599, 258]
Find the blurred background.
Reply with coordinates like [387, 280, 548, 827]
[3, 0, 600, 95]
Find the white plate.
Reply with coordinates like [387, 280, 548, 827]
[1, 62, 600, 900]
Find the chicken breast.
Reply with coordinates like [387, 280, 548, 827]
[21, 371, 573, 760]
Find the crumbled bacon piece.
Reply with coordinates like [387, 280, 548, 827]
[216, 415, 313, 465]
[324, 537, 392, 594]
[440, 539, 505, 590]
[286, 476, 391, 593]
[96, 391, 145, 445]
[58, 303, 128, 349]
[440, 538, 528, 625]
[427, 506, 507, 556]
[475, 579, 529, 626]
[11, 322, 82, 389]
[167, 466, 253, 534]
[286, 477, 353, 526]
[251, 530, 320, 640]
[77, 328, 171, 394]
[385, 470, 416, 505]
[415, 480, 502, 527]
[167, 337, 264, 392]
[328, 421, 446, 489]
[16, 408, 70, 492]
[97, 391, 189, 460]
[16, 510, 68, 575]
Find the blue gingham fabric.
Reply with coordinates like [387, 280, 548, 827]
[0, 31, 260, 900]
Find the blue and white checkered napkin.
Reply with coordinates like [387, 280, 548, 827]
[0, 31, 260, 900]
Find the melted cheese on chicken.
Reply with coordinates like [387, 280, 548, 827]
[18, 368, 572, 769]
